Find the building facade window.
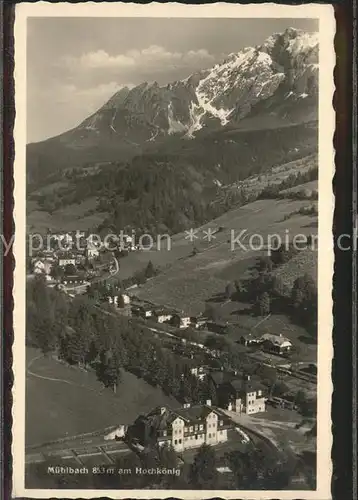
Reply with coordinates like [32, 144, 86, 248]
[163, 430, 167, 436]
[199, 424, 204, 430]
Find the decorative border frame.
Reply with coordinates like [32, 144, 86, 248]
[1, 1, 357, 499]
[2, 2, 15, 500]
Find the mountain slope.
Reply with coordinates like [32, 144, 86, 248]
[27, 28, 318, 186]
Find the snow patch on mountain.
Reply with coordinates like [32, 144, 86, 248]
[167, 103, 187, 135]
[84, 113, 102, 131]
[110, 109, 118, 133]
[287, 31, 319, 57]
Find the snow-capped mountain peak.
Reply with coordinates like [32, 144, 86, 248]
[75, 28, 318, 143]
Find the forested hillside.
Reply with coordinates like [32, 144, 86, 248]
[29, 122, 317, 234]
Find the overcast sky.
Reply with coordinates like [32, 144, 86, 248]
[27, 17, 318, 143]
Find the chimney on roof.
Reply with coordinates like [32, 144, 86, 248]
[183, 403, 191, 409]
[244, 374, 251, 381]
[160, 407, 166, 415]
[206, 399, 212, 407]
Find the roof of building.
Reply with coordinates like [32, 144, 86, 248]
[241, 332, 262, 341]
[173, 312, 191, 319]
[174, 405, 215, 422]
[62, 275, 84, 282]
[232, 379, 265, 394]
[58, 253, 76, 260]
[136, 304, 153, 311]
[209, 370, 235, 386]
[261, 333, 292, 346]
[143, 404, 222, 431]
[209, 370, 265, 394]
[154, 309, 174, 316]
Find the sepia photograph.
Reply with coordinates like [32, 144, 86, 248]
[12, 3, 335, 499]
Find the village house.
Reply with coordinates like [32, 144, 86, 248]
[86, 242, 100, 260]
[128, 402, 233, 452]
[226, 376, 266, 414]
[171, 313, 191, 329]
[239, 333, 263, 347]
[32, 258, 53, 275]
[75, 250, 86, 265]
[194, 317, 208, 330]
[108, 293, 131, 308]
[239, 332, 293, 355]
[61, 275, 88, 286]
[132, 304, 153, 318]
[123, 234, 137, 251]
[208, 371, 266, 415]
[104, 425, 128, 441]
[58, 254, 76, 268]
[154, 308, 173, 324]
[190, 366, 209, 381]
[261, 333, 292, 354]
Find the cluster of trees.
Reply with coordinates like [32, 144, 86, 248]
[224, 249, 317, 338]
[224, 443, 293, 489]
[32, 120, 318, 236]
[283, 204, 318, 221]
[258, 166, 318, 200]
[27, 276, 215, 403]
[122, 260, 159, 288]
[282, 188, 318, 201]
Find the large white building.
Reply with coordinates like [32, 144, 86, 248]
[132, 402, 233, 452]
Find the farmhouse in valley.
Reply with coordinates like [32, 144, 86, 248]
[171, 312, 192, 329]
[132, 304, 154, 318]
[128, 402, 233, 452]
[240, 332, 293, 355]
[261, 333, 292, 354]
[108, 293, 131, 307]
[154, 308, 174, 324]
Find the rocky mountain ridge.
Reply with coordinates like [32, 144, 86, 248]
[79, 27, 318, 140]
[27, 27, 318, 185]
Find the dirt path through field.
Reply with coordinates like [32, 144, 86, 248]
[27, 354, 110, 398]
